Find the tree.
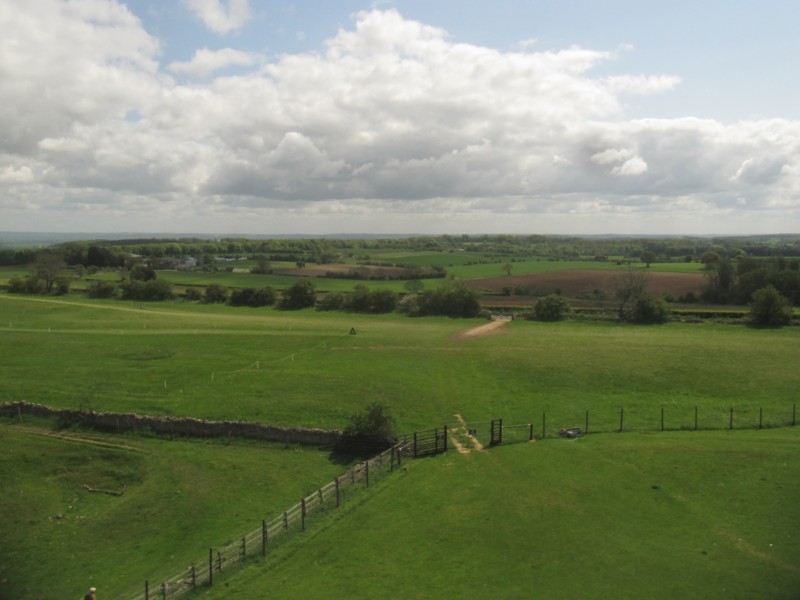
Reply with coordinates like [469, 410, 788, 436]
[87, 280, 118, 299]
[414, 280, 481, 318]
[31, 250, 67, 293]
[748, 285, 792, 327]
[336, 402, 398, 457]
[702, 254, 734, 303]
[229, 286, 275, 307]
[202, 284, 228, 304]
[640, 250, 657, 268]
[316, 291, 345, 311]
[278, 278, 316, 309]
[630, 292, 671, 324]
[250, 255, 271, 274]
[129, 263, 156, 281]
[404, 279, 424, 294]
[533, 294, 571, 321]
[502, 262, 513, 276]
[613, 268, 648, 322]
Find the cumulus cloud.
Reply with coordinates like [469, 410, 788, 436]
[0, 165, 34, 184]
[2, 4, 800, 233]
[183, 0, 253, 35]
[168, 47, 261, 77]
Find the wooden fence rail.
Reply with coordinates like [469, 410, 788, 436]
[127, 432, 430, 600]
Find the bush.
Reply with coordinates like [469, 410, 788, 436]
[183, 287, 202, 301]
[316, 292, 346, 311]
[120, 279, 174, 301]
[533, 294, 571, 321]
[87, 280, 119, 299]
[411, 281, 481, 318]
[203, 284, 228, 304]
[7, 276, 49, 295]
[630, 293, 671, 324]
[336, 402, 398, 457]
[748, 285, 792, 327]
[278, 279, 316, 310]
[229, 286, 276, 307]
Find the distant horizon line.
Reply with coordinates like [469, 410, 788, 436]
[3, 231, 800, 247]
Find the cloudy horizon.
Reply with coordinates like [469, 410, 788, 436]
[1, 1, 799, 236]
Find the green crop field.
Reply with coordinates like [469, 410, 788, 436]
[1, 292, 799, 599]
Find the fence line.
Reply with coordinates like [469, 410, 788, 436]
[495, 403, 798, 442]
[127, 438, 421, 600]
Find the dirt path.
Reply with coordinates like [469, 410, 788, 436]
[456, 316, 512, 340]
[449, 413, 485, 455]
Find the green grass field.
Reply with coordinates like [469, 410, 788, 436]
[0, 422, 349, 599]
[1, 292, 799, 599]
[195, 429, 800, 600]
[1, 294, 797, 431]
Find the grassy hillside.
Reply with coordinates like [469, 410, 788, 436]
[195, 429, 800, 600]
[0, 421, 348, 599]
[1, 293, 799, 599]
[1, 295, 797, 432]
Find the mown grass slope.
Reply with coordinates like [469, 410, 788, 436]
[1, 295, 797, 433]
[195, 429, 800, 600]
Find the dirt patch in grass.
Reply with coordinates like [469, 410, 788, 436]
[470, 269, 705, 299]
[455, 317, 511, 340]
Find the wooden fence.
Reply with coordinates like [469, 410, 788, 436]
[396, 426, 448, 457]
[126, 435, 430, 600]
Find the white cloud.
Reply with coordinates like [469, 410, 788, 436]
[183, 0, 253, 35]
[169, 47, 261, 77]
[0, 165, 34, 184]
[2, 5, 800, 233]
[613, 156, 648, 176]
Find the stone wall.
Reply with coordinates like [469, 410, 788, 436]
[0, 402, 341, 447]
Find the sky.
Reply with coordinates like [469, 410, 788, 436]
[1, 0, 799, 236]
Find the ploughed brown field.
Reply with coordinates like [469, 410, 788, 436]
[470, 269, 706, 303]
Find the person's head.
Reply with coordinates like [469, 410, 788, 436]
[89, 587, 96, 594]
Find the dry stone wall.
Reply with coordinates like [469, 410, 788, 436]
[0, 402, 341, 447]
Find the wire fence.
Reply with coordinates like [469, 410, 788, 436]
[122, 404, 796, 599]
[532, 403, 798, 439]
[128, 440, 413, 600]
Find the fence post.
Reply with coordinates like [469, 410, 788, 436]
[335, 476, 340, 507]
[319, 487, 323, 504]
[145, 579, 149, 600]
[390, 446, 395, 471]
[365, 460, 370, 488]
[730, 407, 734, 430]
[529, 422, 534, 441]
[619, 408, 624, 433]
[191, 565, 196, 588]
[444, 424, 448, 452]
[284, 511, 289, 529]
[413, 431, 418, 457]
[585, 410, 589, 434]
[242, 536, 246, 560]
[759, 407, 763, 430]
[208, 548, 213, 586]
[794, 403, 797, 427]
[217, 551, 222, 572]
[661, 407, 664, 432]
[262, 519, 267, 557]
[694, 406, 698, 430]
[301, 497, 306, 531]
[161, 583, 166, 600]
